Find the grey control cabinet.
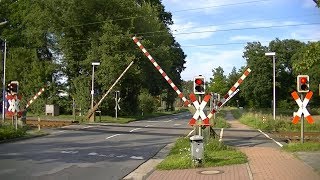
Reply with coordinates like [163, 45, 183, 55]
[190, 135, 204, 160]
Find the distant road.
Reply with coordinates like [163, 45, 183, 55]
[0, 112, 192, 180]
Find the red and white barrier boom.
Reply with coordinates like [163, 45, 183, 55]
[291, 91, 314, 124]
[132, 36, 191, 108]
[207, 68, 251, 120]
[132, 36, 251, 127]
[25, 87, 46, 109]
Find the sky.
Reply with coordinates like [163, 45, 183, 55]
[161, 0, 320, 81]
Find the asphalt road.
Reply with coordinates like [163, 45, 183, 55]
[0, 112, 192, 180]
[218, 111, 283, 148]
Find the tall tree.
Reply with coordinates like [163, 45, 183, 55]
[208, 66, 228, 95]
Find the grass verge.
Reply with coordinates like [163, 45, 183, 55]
[0, 124, 28, 141]
[156, 137, 247, 170]
[283, 142, 320, 152]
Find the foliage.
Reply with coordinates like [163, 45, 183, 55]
[207, 39, 319, 110]
[138, 90, 157, 114]
[0, 125, 28, 141]
[157, 137, 247, 170]
[208, 66, 228, 95]
[0, 0, 186, 118]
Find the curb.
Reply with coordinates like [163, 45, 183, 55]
[123, 142, 174, 180]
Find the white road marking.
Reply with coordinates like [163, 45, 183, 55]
[145, 125, 153, 127]
[106, 134, 121, 139]
[88, 152, 98, 156]
[130, 156, 144, 160]
[258, 129, 283, 147]
[162, 120, 172, 122]
[82, 126, 93, 129]
[174, 124, 181, 126]
[219, 128, 224, 142]
[61, 151, 78, 154]
[130, 128, 141, 132]
[116, 155, 127, 158]
[52, 130, 65, 134]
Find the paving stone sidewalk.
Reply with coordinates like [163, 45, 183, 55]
[146, 111, 320, 180]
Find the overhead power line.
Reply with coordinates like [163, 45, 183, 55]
[172, 0, 271, 12]
[60, 0, 271, 29]
[141, 22, 320, 38]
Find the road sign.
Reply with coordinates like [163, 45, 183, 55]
[115, 91, 121, 118]
[189, 94, 211, 126]
[6, 94, 22, 117]
[291, 91, 314, 124]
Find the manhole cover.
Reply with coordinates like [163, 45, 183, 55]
[199, 170, 224, 175]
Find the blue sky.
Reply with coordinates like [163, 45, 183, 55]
[161, 0, 320, 81]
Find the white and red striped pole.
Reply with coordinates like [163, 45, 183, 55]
[132, 36, 191, 107]
[207, 68, 251, 119]
[25, 87, 46, 109]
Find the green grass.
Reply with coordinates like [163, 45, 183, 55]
[156, 137, 247, 170]
[214, 117, 231, 128]
[237, 111, 320, 132]
[0, 124, 28, 141]
[283, 142, 320, 152]
[211, 109, 231, 128]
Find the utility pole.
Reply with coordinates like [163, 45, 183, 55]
[2, 40, 6, 122]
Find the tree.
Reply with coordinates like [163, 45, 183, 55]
[241, 42, 271, 108]
[292, 41, 320, 106]
[208, 66, 228, 95]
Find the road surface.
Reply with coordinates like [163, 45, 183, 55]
[0, 112, 192, 180]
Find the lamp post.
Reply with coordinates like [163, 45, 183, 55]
[265, 52, 276, 120]
[1, 39, 6, 122]
[91, 62, 100, 110]
[1, 21, 8, 122]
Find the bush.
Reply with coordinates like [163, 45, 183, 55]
[138, 90, 157, 114]
[0, 125, 28, 141]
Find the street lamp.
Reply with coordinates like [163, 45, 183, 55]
[1, 21, 8, 122]
[1, 39, 6, 121]
[91, 62, 100, 110]
[265, 52, 276, 120]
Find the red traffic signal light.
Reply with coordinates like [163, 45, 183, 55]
[193, 76, 205, 95]
[297, 75, 309, 93]
[195, 79, 203, 85]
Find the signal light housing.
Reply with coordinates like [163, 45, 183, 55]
[297, 75, 309, 93]
[193, 76, 205, 94]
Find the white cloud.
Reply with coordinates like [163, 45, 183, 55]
[170, 19, 217, 40]
[229, 35, 263, 41]
[290, 25, 320, 41]
[181, 49, 245, 80]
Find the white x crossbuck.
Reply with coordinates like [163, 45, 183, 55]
[8, 97, 20, 113]
[291, 91, 314, 124]
[189, 94, 211, 126]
